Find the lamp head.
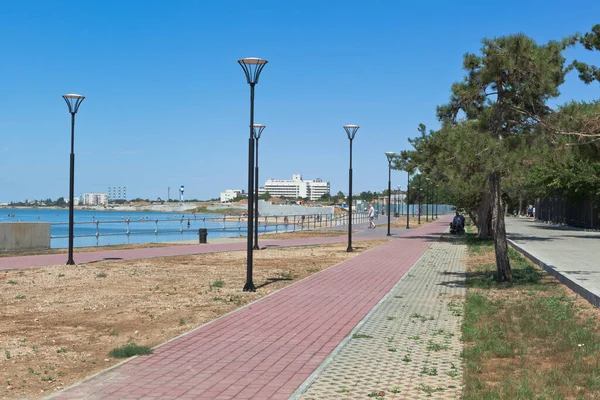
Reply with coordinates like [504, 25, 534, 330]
[343, 124, 359, 140]
[253, 124, 266, 139]
[238, 57, 268, 85]
[62, 94, 85, 114]
[385, 152, 395, 162]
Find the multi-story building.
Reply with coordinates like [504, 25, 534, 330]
[263, 174, 330, 201]
[220, 189, 246, 202]
[108, 186, 127, 202]
[82, 193, 109, 205]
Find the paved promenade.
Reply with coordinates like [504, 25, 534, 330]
[45, 217, 456, 399]
[298, 239, 465, 399]
[0, 219, 402, 271]
[506, 217, 600, 307]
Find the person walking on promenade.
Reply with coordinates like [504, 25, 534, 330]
[368, 202, 376, 229]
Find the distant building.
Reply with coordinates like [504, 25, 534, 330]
[220, 189, 246, 202]
[82, 193, 109, 205]
[65, 197, 80, 206]
[263, 174, 330, 201]
[108, 186, 127, 202]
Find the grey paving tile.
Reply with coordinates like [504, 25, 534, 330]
[298, 240, 466, 400]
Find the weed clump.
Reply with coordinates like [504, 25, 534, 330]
[108, 343, 153, 358]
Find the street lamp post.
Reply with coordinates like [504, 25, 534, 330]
[435, 184, 439, 218]
[62, 94, 85, 266]
[385, 152, 395, 236]
[396, 186, 400, 216]
[425, 177, 430, 222]
[393, 186, 396, 217]
[393, 187, 396, 216]
[253, 124, 266, 250]
[418, 181, 422, 225]
[397, 186, 401, 217]
[238, 57, 268, 292]
[406, 171, 410, 229]
[344, 125, 359, 252]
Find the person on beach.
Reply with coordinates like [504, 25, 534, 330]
[368, 203, 376, 228]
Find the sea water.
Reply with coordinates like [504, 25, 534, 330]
[0, 208, 253, 248]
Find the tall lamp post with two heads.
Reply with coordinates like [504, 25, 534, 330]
[385, 152, 395, 236]
[62, 94, 85, 266]
[253, 124, 266, 250]
[344, 125, 359, 252]
[238, 57, 268, 292]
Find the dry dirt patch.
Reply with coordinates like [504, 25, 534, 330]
[0, 239, 384, 399]
[387, 215, 436, 229]
[263, 229, 348, 239]
[0, 242, 193, 258]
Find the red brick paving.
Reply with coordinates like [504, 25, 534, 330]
[1, 230, 373, 271]
[44, 218, 450, 399]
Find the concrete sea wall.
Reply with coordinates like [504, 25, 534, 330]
[258, 201, 334, 217]
[0, 222, 51, 252]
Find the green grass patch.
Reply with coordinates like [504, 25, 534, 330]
[421, 366, 438, 376]
[352, 333, 373, 339]
[465, 234, 543, 289]
[210, 279, 224, 288]
[462, 232, 600, 399]
[411, 312, 435, 322]
[108, 343, 153, 358]
[426, 340, 450, 352]
[417, 384, 446, 395]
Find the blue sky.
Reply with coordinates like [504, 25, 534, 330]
[1, 0, 599, 202]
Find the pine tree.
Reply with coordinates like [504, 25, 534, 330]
[437, 34, 573, 281]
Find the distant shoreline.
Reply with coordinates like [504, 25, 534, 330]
[0, 204, 247, 215]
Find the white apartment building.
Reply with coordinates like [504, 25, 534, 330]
[263, 174, 330, 201]
[220, 189, 246, 202]
[82, 193, 109, 205]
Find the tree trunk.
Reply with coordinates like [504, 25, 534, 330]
[490, 171, 512, 282]
[468, 211, 477, 228]
[477, 185, 491, 239]
[518, 196, 523, 216]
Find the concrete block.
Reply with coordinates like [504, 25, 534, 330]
[0, 223, 51, 252]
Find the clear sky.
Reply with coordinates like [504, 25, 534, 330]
[1, 0, 598, 202]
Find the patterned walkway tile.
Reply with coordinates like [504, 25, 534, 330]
[48, 220, 451, 399]
[298, 239, 466, 400]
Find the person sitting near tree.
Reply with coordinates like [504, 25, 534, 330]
[451, 212, 465, 234]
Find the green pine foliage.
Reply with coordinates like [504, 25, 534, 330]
[404, 28, 600, 282]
